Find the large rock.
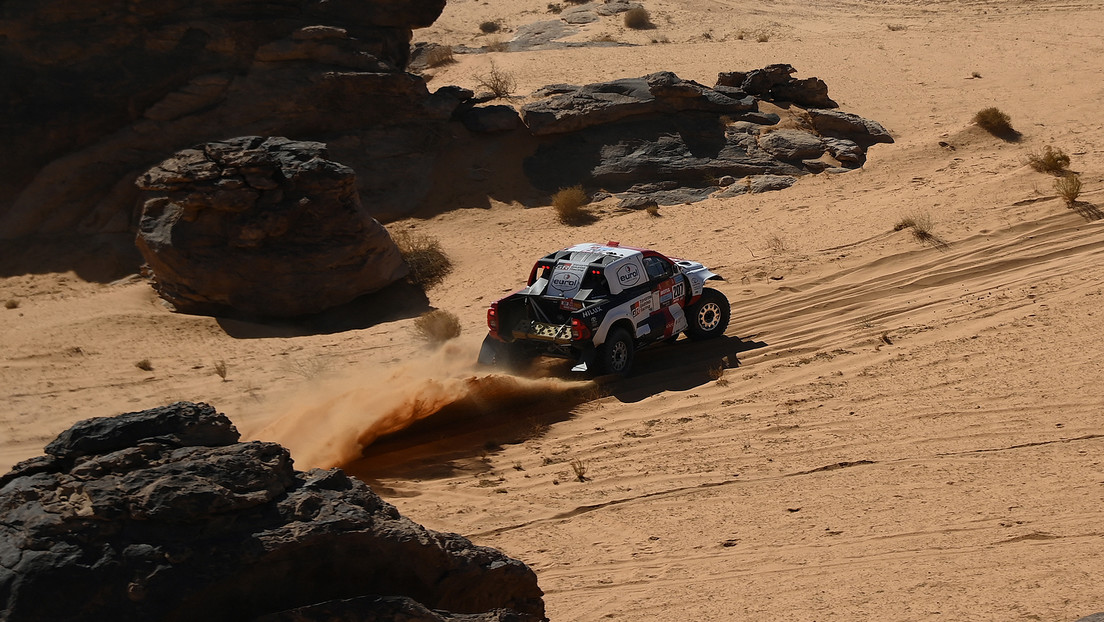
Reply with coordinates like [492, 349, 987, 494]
[716, 63, 837, 109]
[520, 71, 757, 135]
[0, 0, 449, 239]
[134, 136, 408, 317]
[0, 402, 545, 622]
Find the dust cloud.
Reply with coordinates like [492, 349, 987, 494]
[251, 341, 586, 469]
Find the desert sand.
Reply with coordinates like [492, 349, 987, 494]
[4, 0, 1104, 619]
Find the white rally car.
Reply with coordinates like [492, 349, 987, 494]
[478, 242, 730, 375]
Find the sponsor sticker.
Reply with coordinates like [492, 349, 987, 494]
[631, 296, 653, 318]
[616, 263, 642, 287]
[548, 262, 587, 298]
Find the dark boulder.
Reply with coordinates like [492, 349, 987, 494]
[520, 72, 756, 135]
[0, 402, 545, 622]
[459, 105, 524, 134]
[716, 63, 837, 108]
[134, 136, 407, 317]
[0, 0, 449, 239]
[807, 109, 894, 148]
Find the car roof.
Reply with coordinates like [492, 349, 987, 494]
[558, 242, 644, 262]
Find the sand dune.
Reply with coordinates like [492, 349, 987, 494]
[3, 0, 1104, 619]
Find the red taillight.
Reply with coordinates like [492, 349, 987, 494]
[570, 317, 591, 341]
[487, 302, 499, 337]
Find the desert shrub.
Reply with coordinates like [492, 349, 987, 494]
[1055, 173, 1082, 206]
[708, 363, 730, 386]
[624, 7, 653, 29]
[973, 107, 1016, 138]
[425, 45, 455, 68]
[756, 30, 771, 42]
[552, 186, 595, 225]
[391, 229, 454, 289]
[4, 299, 18, 309]
[1027, 145, 1071, 175]
[894, 212, 942, 245]
[645, 205, 661, 218]
[479, 20, 500, 34]
[213, 360, 228, 380]
[547, 3, 563, 14]
[135, 359, 153, 371]
[414, 309, 462, 344]
[474, 61, 516, 98]
[886, 23, 907, 31]
[570, 457, 588, 482]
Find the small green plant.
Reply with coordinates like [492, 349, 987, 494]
[479, 20, 500, 34]
[973, 107, 1017, 138]
[135, 359, 153, 372]
[570, 457, 588, 482]
[213, 360, 228, 380]
[414, 309, 462, 345]
[391, 229, 454, 289]
[552, 185, 595, 225]
[425, 45, 455, 68]
[1055, 173, 1082, 206]
[624, 7, 653, 29]
[4, 299, 18, 309]
[474, 60, 516, 99]
[1027, 145, 1071, 175]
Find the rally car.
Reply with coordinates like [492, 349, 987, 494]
[477, 242, 730, 376]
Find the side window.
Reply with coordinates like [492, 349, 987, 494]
[643, 256, 672, 282]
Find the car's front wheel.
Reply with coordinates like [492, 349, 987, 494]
[598, 328, 635, 376]
[686, 288, 730, 340]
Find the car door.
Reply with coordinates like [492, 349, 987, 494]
[640, 255, 689, 340]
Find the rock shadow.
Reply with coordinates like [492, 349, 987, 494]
[216, 280, 430, 339]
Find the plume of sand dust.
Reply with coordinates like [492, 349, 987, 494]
[251, 341, 585, 469]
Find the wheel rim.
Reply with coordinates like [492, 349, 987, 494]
[697, 302, 722, 332]
[609, 339, 629, 372]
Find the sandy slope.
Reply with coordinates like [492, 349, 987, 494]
[4, 0, 1104, 619]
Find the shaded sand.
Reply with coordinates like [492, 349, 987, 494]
[4, 0, 1104, 619]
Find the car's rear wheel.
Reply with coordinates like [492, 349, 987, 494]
[686, 288, 730, 340]
[598, 328, 635, 376]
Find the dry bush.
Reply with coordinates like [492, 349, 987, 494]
[708, 363, 730, 387]
[547, 3, 563, 13]
[1055, 173, 1082, 206]
[886, 23, 907, 31]
[391, 229, 454, 289]
[479, 20, 500, 34]
[474, 61, 516, 98]
[135, 359, 153, 371]
[756, 30, 771, 42]
[4, 299, 18, 309]
[213, 360, 228, 380]
[973, 107, 1017, 138]
[894, 212, 942, 246]
[570, 457, 588, 482]
[1027, 145, 1071, 175]
[645, 205, 661, 218]
[425, 45, 455, 68]
[766, 233, 787, 254]
[414, 309, 462, 345]
[624, 7, 653, 29]
[484, 38, 509, 52]
[552, 185, 595, 225]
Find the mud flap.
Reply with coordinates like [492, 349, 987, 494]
[571, 343, 597, 373]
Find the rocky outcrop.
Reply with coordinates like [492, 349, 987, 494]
[520, 69, 892, 204]
[520, 72, 757, 136]
[134, 136, 408, 317]
[0, 402, 545, 622]
[0, 0, 448, 239]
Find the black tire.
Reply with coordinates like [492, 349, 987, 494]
[478, 336, 532, 372]
[597, 328, 635, 376]
[685, 288, 730, 340]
